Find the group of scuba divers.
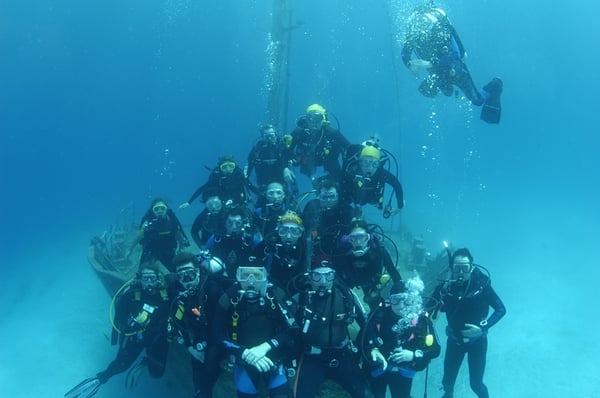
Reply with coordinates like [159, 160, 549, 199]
[66, 6, 506, 398]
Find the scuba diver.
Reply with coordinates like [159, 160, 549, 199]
[293, 260, 374, 398]
[261, 211, 309, 296]
[190, 188, 227, 249]
[128, 197, 190, 273]
[168, 252, 226, 398]
[204, 206, 265, 280]
[253, 181, 296, 238]
[301, 179, 354, 260]
[64, 262, 171, 398]
[214, 266, 298, 398]
[428, 247, 506, 398]
[363, 274, 441, 398]
[180, 155, 257, 211]
[335, 219, 403, 310]
[287, 103, 351, 182]
[245, 123, 296, 192]
[402, 5, 503, 124]
[341, 141, 404, 219]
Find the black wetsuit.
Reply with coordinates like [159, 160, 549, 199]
[187, 167, 254, 208]
[401, 8, 484, 105]
[170, 277, 224, 398]
[341, 147, 404, 212]
[139, 210, 189, 272]
[253, 203, 289, 238]
[262, 235, 309, 296]
[205, 232, 265, 279]
[191, 209, 226, 249]
[363, 307, 441, 398]
[289, 124, 350, 180]
[335, 243, 403, 309]
[215, 284, 297, 398]
[293, 282, 374, 398]
[96, 284, 170, 384]
[301, 198, 353, 258]
[246, 138, 292, 189]
[430, 267, 506, 398]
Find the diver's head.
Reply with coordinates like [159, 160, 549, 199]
[138, 262, 162, 294]
[450, 248, 473, 284]
[346, 219, 371, 257]
[359, 145, 381, 176]
[218, 155, 237, 175]
[317, 180, 339, 210]
[173, 252, 201, 294]
[224, 207, 246, 236]
[277, 211, 304, 246]
[204, 195, 223, 214]
[236, 266, 268, 302]
[388, 273, 424, 318]
[265, 182, 285, 207]
[260, 124, 278, 145]
[202, 187, 223, 214]
[309, 257, 336, 297]
[151, 198, 168, 218]
[305, 103, 327, 130]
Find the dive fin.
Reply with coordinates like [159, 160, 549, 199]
[480, 77, 503, 124]
[64, 377, 101, 398]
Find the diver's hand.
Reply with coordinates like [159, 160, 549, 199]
[370, 348, 388, 370]
[242, 348, 274, 372]
[408, 59, 432, 76]
[242, 342, 272, 363]
[283, 167, 296, 183]
[187, 346, 206, 362]
[252, 356, 274, 372]
[462, 323, 483, 339]
[179, 202, 190, 209]
[389, 348, 415, 363]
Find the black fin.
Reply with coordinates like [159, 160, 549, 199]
[480, 77, 503, 124]
[64, 377, 101, 398]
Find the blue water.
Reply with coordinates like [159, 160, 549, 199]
[1, 0, 598, 397]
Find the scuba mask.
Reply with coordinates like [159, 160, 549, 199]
[388, 273, 425, 328]
[219, 161, 236, 174]
[359, 157, 380, 176]
[176, 265, 200, 293]
[278, 223, 303, 245]
[451, 261, 472, 284]
[319, 190, 339, 209]
[390, 292, 423, 332]
[236, 267, 268, 301]
[309, 266, 336, 296]
[205, 196, 223, 214]
[347, 230, 370, 256]
[306, 111, 325, 130]
[152, 203, 168, 218]
[140, 271, 160, 294]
